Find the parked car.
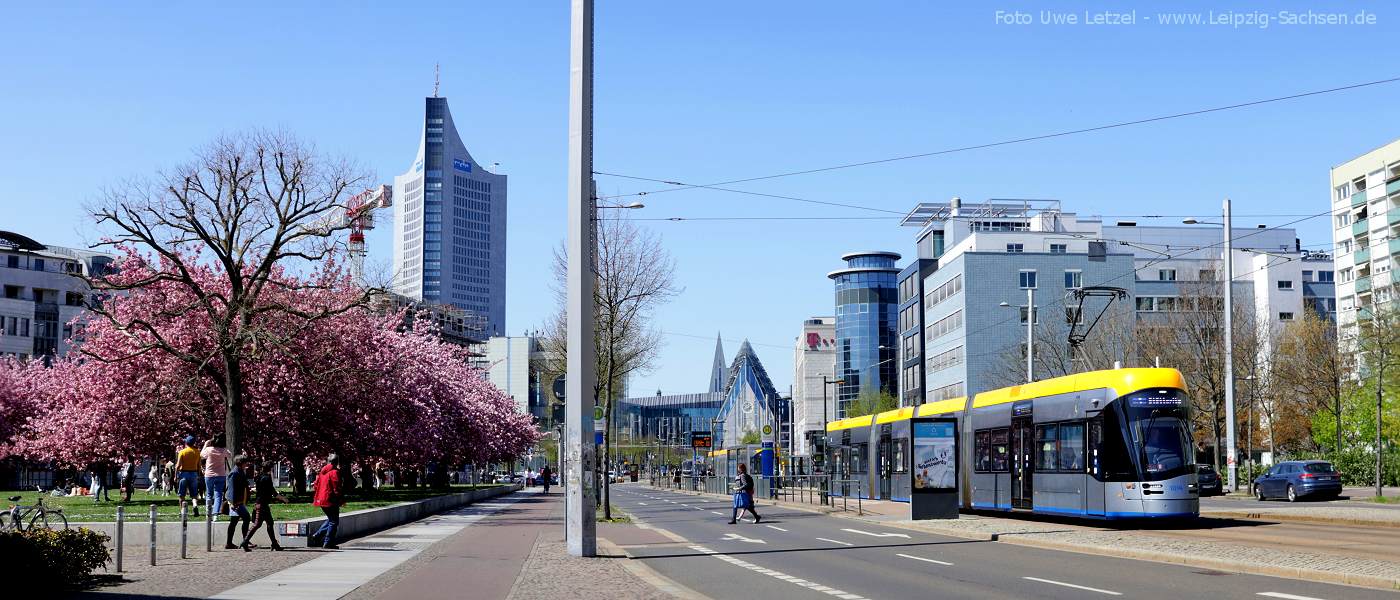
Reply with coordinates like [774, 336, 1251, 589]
[1254, 460, 1342, 502]
[1196, 464, 1223, 496]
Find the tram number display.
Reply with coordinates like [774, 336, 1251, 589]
[690, 432, 712, 449]
[1128, 389, 1183, 408]
[912, 421, 957, 490]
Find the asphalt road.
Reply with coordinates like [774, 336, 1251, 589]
[1201, 494, 1400, 512]
[612, 484, 1397, 600]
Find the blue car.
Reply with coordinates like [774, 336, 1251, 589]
[1254, 460, 1342, 502]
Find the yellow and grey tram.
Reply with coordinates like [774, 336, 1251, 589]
[825, 368, 1199, 519]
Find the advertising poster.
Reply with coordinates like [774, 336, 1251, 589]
[912, 421, 956, 490]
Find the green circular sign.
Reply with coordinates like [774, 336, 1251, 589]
[762, 424, 772, 436]
[593, 406, 605, 421]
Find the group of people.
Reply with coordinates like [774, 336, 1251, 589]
[170, 435, 290, 551]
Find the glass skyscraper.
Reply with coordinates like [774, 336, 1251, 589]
[393, 95, 507, 337]
[828, 251, 900, 418]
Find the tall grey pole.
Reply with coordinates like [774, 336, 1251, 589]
[1026, 287, 1035, 383]
[1223, 197, 1237, 492]
[565, 0, 598, 558]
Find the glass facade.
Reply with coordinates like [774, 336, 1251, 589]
[829, 251, 900, 418]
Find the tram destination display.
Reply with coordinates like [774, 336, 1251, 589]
[909, 416, 959, 519]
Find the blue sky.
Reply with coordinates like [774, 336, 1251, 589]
[3, 2, 1398, 397]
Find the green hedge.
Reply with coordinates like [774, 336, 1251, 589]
[0, 528, 110, 585]
[1293, 448, 1400, 487]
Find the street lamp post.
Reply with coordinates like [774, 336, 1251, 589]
[1000, 289, 1036, 383]
[1184, 198, 1238, 492]
[565, 0, 597, 557]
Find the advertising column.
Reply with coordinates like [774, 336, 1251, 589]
[910, 417, 959, 519]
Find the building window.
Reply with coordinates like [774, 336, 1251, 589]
[1006, 243, 1024, 253]
[1302, 270, 1313, 282]
[1277, 280, 1294, 290]
[1158, 269, 1176, 282]
[1279, 312, 1294, 321]
[1317, 271, 1335, 283]
[1049, 244, 1067, 254]
[1019, 307, 1038, 325]
[1019, 270, 1037, 289]
[1065, 307, 1085, 324]
[1198, 269, 1216, 281]
[1064, 270, 1082, 289]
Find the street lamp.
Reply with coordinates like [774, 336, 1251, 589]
[1183, 198, 1239, 492]
[596, 201, 645, 210]
[1000, 291, 1036, 383]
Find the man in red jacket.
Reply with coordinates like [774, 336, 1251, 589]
[311, 454, 345, 549]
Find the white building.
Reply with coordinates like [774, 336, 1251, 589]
[392, 94, 508, 337]
[1330, 138, 1400, 348]
[0, 231, 112, 360]
[480, 336, 545, 421]
[790, 316, 836, 457]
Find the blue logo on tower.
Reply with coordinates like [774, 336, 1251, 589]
[452, 158, 472, 173]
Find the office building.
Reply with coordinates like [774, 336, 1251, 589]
[828, 251, 900, 418]
[1330, 138, 1400, 347]
[615, 392, 724, 447]
[0, 231, 112, 360]
[896, 259, 938, 407]
[393, 94, 507, 337]
[791, 316, 836, 458]
[481, 336, 546, 423]
[898, 199, 1335, 402]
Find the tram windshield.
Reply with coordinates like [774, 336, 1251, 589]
[1123, 389, 1195, 480]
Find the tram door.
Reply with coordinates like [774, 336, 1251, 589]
[1011, 416, 1034, 509]
[878, 426, 892, 500]
[1086, 418, 1106, 516]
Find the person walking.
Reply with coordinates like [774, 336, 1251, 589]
[311, 454, 345, 550]
[539, 465, 552, 494]
[89, 463, 109, 502]
[225, 455, 254, 551]
[201, 434, 232, 519]
[175, 436, 202, 516]
[120, 457, 137, 502]
[728, 463, 761, 525]
[146, 460, 161, 494]
[242, 460, 287, 551]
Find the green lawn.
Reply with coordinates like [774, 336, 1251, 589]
[3, 484, 502, 523]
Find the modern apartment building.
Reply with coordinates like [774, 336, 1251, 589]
[481, 336, 546, 424]
[897, 199, 1335, 402]
[0, 231, 112, 360]
[790, 316, 836, 458]
[828, 251, 900, 418]
[1330, 138, 1400, 346]
[393, 94, 507, 337]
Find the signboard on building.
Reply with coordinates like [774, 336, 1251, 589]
[690, 432, 712, 449]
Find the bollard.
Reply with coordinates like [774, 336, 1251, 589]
[148, 504, 157, 566]
[115, 505, 124, 573]
[205, 509, 213, 552]
[180, 504, 188, 559]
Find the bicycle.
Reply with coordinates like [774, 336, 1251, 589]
[2, 493, 70, 532]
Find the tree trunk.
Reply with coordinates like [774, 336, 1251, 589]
[1378, 364, 1385, 499]
[289, 451, 307, 496]
[603, 366, 613, 521]
[223, 352, 245, 455]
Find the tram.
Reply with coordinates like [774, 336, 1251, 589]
[824, 367, 1199, 519]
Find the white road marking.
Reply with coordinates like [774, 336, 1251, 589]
[765, 525, 788, 532]
[1258, 594, 1329, 600]
[639, 502, 648, 506]
[815, 537, 854, 546]
[689, 545, 867, 600]
[710, 510, 724, 515]
[896, 553, 952, 566]
[840, 528, 909, 539]
[1023, 577, 1121, 596]
[721, 533, 766, 544]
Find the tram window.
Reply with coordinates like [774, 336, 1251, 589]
[990, 428, 1010, 472]
[851, 444, 868, 473]
[1036, 425, 1058, 471]
[894, 439, 909, 473]
[1099, 410, 1136, 480]
[975, 430, 992, 472]
[1059, 423, 1086, 471]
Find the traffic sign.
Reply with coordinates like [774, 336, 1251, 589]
[593, 405, 605, 421]
[761, 424, 773, 436]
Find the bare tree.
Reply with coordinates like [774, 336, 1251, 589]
[987, 292, 1137, 390]
[85, 130, 372, 454]
[541, 215, 679, 518]
[1272, 310, 1346, 457]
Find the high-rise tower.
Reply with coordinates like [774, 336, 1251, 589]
[393, 95, 507, 337]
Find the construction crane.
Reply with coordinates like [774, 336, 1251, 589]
[305, 184, 393, 283]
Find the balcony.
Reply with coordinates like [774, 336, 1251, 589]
[1391, 238, 1400, 257]
[1356, 276, 1372, 293]
[1352, 190, 1368, 206]
[1354, 247, 1370, 264]
[1352, 219, 1369, 237]
[1389, 179, 1400, 195]
[1390, 208, 1400, 226]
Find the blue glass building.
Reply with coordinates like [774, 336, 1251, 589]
[828, 251, 901, 418]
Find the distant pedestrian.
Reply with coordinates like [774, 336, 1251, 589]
[225, 454, 254, 551]
[120, 457, 137, 502]
[728, 463, 760, 525]
[312, 454, 345, 550]
[176, 435, 202, 516]
[540, 465, 552, 494]
[243, 460, 287, 551]
[202, 434, 232, 519]
[146, 461, 160, 494]
[89, 463, 110, 502]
